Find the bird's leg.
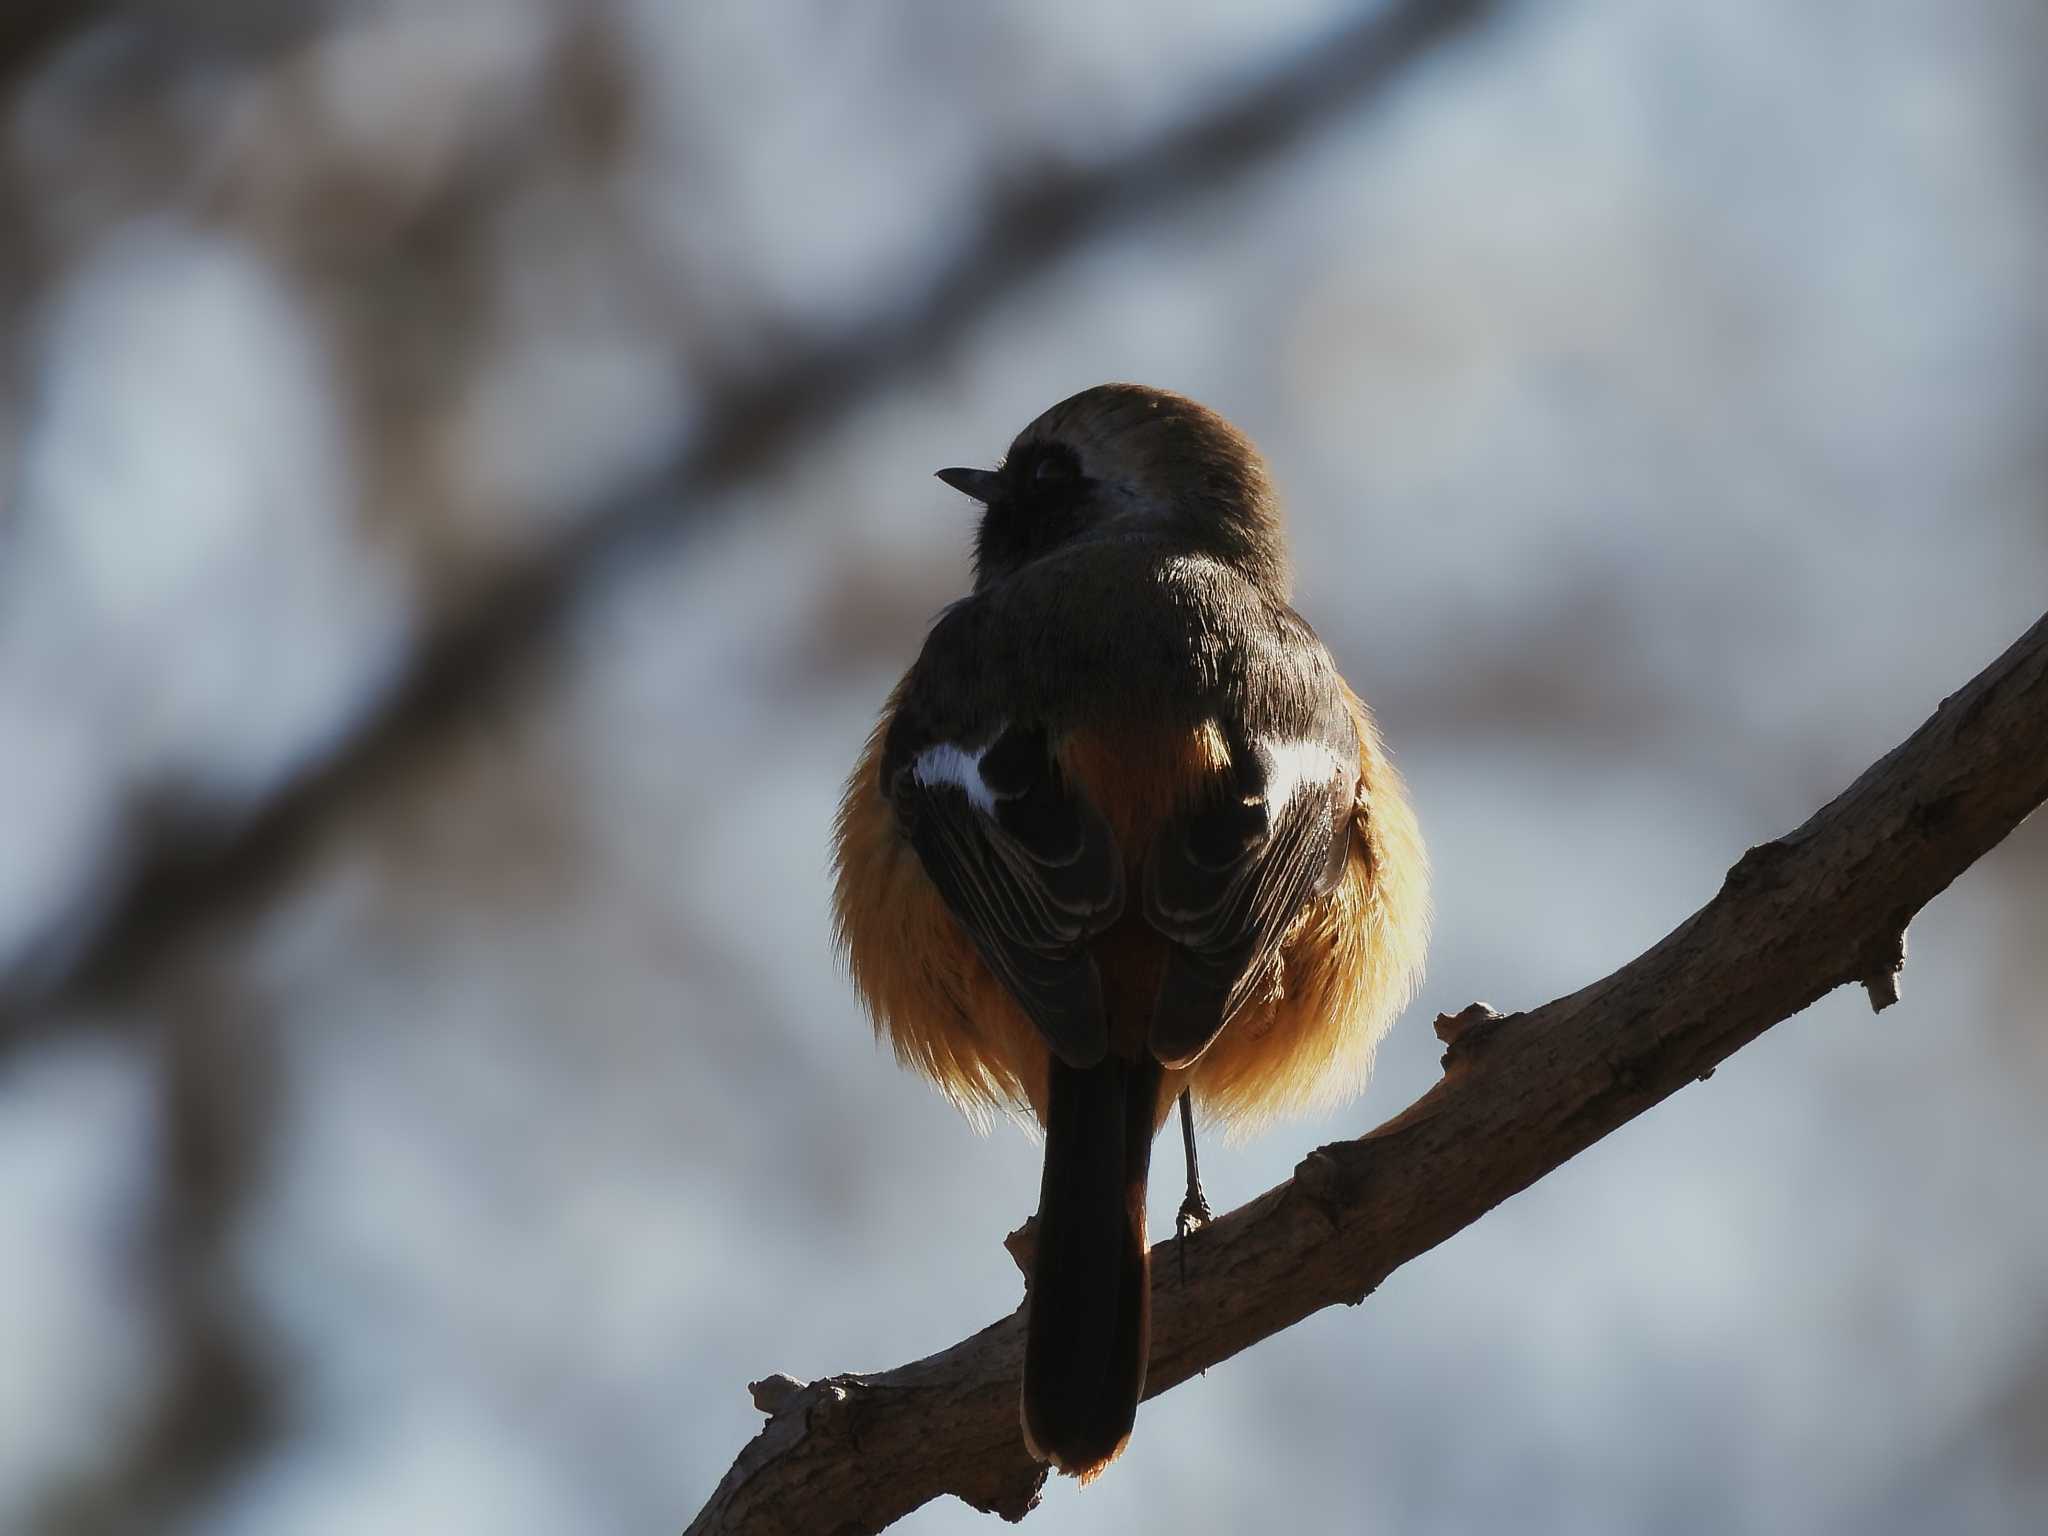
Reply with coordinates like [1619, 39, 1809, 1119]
[1173, 1088, 1211, 1283]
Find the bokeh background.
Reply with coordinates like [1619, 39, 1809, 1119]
[1, 2, 2044, 1532]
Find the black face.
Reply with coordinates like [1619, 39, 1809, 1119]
[972, 441, 1092, 586]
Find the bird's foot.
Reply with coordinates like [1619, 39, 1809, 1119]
[1174, 1189, 1211, 1284]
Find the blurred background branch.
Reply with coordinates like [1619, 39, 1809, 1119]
[0, 4, 110, 87]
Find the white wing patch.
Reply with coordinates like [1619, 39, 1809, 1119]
[914, 741, 997, 817]
[1258, 738, 1347, 810]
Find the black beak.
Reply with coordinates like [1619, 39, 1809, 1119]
[935, 467, 1001, 503]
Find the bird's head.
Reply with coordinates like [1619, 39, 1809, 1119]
[937, 383, 1289, 595]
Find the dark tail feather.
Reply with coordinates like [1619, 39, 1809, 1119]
[1022, 1052, 1162, 1478]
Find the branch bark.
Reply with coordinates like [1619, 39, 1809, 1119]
[686, 609, 2048, 1534]
[0, 0, 1495, 1029]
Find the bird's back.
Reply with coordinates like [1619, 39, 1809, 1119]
[834, 544, 1428, 1129]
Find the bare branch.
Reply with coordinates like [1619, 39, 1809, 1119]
[0, 0, 1497, 1032]
[685, 609, 2048, 1533]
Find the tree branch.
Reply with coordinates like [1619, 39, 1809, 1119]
[0, 0, 1495, 1028]
[686, 608, 2048, 1533]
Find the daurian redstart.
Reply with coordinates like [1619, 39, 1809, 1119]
[834, 383, 1429, 1479]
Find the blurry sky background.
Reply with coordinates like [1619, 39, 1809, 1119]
[1, 2, 2045, 1533]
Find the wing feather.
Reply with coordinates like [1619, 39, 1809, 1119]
[1144, 734, 1354, 1068]
[889, 724, 1125, 1067]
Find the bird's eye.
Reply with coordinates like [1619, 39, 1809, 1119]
[1033, 454, 1076, 484]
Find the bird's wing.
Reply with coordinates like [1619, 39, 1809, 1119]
[884, 719, 1125, 1068]
[1143, 727, 1356, 1069]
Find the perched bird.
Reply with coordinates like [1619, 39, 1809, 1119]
[833, 383, 1429, 1479]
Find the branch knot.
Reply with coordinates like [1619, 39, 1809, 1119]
[1293, 1144, 1360, 1228]
[1859, 925, 1909, 1012]
[747, 1374, 807, 1417]
[1722, 839, 1793, 893]
[1434, 1002, 1504, 1070]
